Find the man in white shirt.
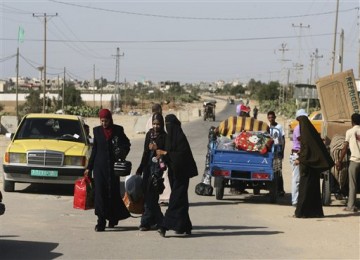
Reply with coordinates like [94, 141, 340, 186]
[267, 111, 286, 196]
[336, 113, 360, 212]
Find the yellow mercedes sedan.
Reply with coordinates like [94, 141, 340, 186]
[288, 111, 323, 138]
[2, 113, 92, 192]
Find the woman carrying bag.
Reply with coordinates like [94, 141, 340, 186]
[84, 109, 131, 232]
[156, 114, 198, 237]
[136, 113, 167, 231]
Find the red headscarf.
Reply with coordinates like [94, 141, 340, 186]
[98, 109, 113, 140]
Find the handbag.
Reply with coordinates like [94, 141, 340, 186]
[114, 159, 132, 177]
[73, 176, 94, 210]
[123, 192, 144, 215]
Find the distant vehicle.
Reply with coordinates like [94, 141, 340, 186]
[288, 111, 323, 138]
[2, 113, 92, 192]
[203, 101, 216, 121]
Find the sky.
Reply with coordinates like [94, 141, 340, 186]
[1, 0, 359, 85]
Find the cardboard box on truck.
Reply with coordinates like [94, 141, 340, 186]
[316, 69, 360, 143]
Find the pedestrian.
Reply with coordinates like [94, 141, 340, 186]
[136, 113, 166, 230]
[336, 113, 360, 212]
[253, 106, 258, 119]
[145, 103, 162, 133]
[294, 113, 334, 218]
[144, 104, 171, 206]
[290, 109, 307, 206]
[267, 111, 285, 197]
[84, 108, 131, 231]
[156, 114, 198, 237]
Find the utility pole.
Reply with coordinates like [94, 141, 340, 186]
[313, 48, 323, 83]
[339, 29, 344, 72]
[62, 67, 65, 111]
[331, 0, 340, 74]
[33, 12, 58, 113]
[278, 43, 290, 105]
[112, 47, 124, 111]
[93, 64, 96, 107]
[292, 23, 310, 83]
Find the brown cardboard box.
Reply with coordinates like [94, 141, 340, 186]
[316, 69, 360, 122]
[322, 120, 352, 145]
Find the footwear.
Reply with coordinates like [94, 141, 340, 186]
[108, 221, 118, 228]
[94, 224, 105, 232]
[175, 230, 191, 235]
[139, 226, 150, 231]
[157, 227, 166, 237]
[343, 207, 358, 212]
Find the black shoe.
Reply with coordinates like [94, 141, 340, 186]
[108, 221, 118, 228]
[157, 227, 166, 237]
[139, 226, 150, 231]
[95, 224, 105, 232]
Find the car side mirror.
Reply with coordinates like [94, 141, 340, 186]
[5, 133, 14, 140]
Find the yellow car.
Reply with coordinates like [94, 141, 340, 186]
[2, 113, 92, 192]
[288, 111, 323, 138]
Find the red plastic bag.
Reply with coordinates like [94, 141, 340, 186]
[73, 176, 94, 210]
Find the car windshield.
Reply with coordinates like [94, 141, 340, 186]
[15, 117, 85, 143]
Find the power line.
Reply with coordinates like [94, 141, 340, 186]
[0, 32, 335, 44]
[49, 0, 358, 21]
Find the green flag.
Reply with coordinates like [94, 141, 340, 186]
[18, 26, 24, 43]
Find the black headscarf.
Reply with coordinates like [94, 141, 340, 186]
[298, 116, 334, 171]
[164, 114, 198, 179]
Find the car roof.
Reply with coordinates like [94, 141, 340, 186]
[25, 113, 81, 121]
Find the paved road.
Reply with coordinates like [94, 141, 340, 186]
[0, 103, 359, 259]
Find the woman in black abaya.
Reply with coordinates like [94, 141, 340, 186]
[156, 114, 198, 237]
[85, 109, 131, 231]
[294, 115, 334, 218]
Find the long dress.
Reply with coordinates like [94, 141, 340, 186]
[295, 116, 334, 218]
[87, 124, 131, 226]
[137, 129, 166, 228]
[161, 114, 198, 233]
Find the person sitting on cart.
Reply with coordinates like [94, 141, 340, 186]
[218, 106, 269, 138]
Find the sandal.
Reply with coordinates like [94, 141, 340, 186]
[343, 207, 358, 212]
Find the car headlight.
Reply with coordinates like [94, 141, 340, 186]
[64, 156, 86, 166]
[5, 152, 27, 163]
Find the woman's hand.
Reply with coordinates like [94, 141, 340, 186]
[294, 159, 300, 165]
[156, 149, 167, 157]
[84, 169, 89, 177]
[149, 142, 158, 150]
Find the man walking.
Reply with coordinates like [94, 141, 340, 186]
[336, 113, 360, 212]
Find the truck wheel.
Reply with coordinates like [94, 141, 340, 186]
[215, 186, 224, 200]
[269, 172, 278, 203]
[4, 180, 15, 192]
[322, 171, 331, 206]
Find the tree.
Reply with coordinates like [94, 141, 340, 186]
[54, 85, 84, 110]
[20, 89, 42, 113]
[257, 81, 280, 102]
